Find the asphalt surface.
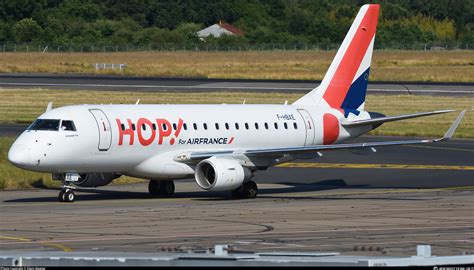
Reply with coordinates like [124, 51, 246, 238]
[0, 73, 473, 96]
[1, 182, 473, 257]
[2, 130, 473, 257]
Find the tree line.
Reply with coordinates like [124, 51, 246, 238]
[0, 0, 472, 50]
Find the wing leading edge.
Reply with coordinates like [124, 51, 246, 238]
[176, 110, 465, 163]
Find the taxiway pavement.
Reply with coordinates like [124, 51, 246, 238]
[0, 73, 473, 96]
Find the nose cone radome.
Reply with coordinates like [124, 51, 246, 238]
[8, 143, 31, 168]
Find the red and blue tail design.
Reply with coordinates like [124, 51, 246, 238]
[293, 4, 379, 117]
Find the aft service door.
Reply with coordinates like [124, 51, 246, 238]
[297, 109, 315, 146]
[89, 109, 112, 151]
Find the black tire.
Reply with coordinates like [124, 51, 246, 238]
[159, 181, 175, 197]
[231, 181, 258, 199]
[64, 190, 75, 202]
[58, 190, 66, 202]
[148, 180, 161, 196]
[231, 188, 243, 199]
[242, 181, 258, 199]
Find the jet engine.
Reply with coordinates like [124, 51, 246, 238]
[195, 157, 251, 191]
[75, 173, 119, 187]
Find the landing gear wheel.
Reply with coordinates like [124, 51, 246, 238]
[242, 181, 258, 199]
[148, 180, 175, 197]
[231, 181, 258, 199]
[59, 189, 75, 202]
[159, 181, 175, 197]
[148, 180, 161, 196]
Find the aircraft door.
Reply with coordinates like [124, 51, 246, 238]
[297, 109, 315, 146]
[89, 109, 112, 151]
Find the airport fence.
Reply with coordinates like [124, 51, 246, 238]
[0, 42, 471, 53]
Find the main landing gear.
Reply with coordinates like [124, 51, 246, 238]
[231, 181, 258, 199]
[58, 182, 76, 202]
[148, 180, 175, 197]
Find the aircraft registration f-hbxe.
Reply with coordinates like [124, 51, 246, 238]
[8, 4, 465, 202]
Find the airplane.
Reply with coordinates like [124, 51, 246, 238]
[8, 4, 466, 202]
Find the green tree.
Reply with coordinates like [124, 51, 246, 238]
[13, 18, 42, 43]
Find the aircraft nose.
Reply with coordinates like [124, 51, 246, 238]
[8, 143, 31, 167]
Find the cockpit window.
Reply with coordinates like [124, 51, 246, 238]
[61, 120, 76, 131]
[28, 119, 60, 131]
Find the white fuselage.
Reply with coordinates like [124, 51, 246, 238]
[8, 103, 371, 180]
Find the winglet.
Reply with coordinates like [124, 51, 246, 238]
[438, 110, 466, 141]
[46, 101, 53, 112]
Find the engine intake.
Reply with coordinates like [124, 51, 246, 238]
[195, 157, 251, 191]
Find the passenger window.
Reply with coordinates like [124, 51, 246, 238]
[142, 124, 146, 130]
[193, 123, 197, 130]
[162, 123, 167, 131]
[132, 124, 136, 131]
[245, 123, 249, 130]
[121, 123, 125, 131]
[183, 123, 187, 130]
[274, 123, 278, 129]
[203, 123, 208, 130]
[173, 123, 177, 130]
[152, 123, 157, 130]
[255, 123, 259, 129]
[264, 123, 269, 129]
[284, 122, 288, 129]
[293, 122, 298, 129]
[215, 123, 219, 130]
[225, 123, 229, 130]
[61, 120, 76, 131]
[235, 123, 239, 130]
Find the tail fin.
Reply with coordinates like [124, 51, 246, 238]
[293, 4, 380, 113]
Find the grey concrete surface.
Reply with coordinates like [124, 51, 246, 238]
[0, 73, 472, 96]
[0, 182, 473, 257]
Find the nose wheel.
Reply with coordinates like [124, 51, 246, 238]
[58, 181, 76, 202]
[58, 188, 75, 202]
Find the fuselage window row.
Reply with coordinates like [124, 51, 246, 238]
[123, 121, 299, 132]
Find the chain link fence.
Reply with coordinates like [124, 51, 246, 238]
[0, 42, 471, 53]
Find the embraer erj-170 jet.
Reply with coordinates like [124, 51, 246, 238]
[8, 4, 465, 202]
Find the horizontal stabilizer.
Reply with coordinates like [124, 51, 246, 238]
[342, 109, 455, 128]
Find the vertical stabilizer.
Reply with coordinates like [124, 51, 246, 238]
[293, 4, 379, 114]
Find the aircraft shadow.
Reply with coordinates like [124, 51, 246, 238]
[3, 179, 430, 203]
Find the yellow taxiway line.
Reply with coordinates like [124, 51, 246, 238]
[0, 235, 72, 252]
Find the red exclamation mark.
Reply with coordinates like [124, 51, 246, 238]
[170, 118, 183, 145]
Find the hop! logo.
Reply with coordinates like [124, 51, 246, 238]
[116, 118, 183, 146]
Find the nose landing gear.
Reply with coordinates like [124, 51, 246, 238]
[58, 182, 76, 202]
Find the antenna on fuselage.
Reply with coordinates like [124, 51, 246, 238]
[46, 101, 53, 112]
[284, 100, 288, 105]
[243, 99, 246, 104]
[135, 99, 140, 105]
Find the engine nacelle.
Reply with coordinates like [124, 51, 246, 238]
[75, 173, 119, 187]
[195, 157, 251, 191]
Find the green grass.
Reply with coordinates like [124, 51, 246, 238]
[0, 88, 472, 190]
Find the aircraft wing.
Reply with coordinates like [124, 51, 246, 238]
[341, 109, 454, 128]
[180, 110, 465, 162]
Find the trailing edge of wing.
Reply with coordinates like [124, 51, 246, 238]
[341, 109, 455, 128]
[182, 110, 465, 161]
